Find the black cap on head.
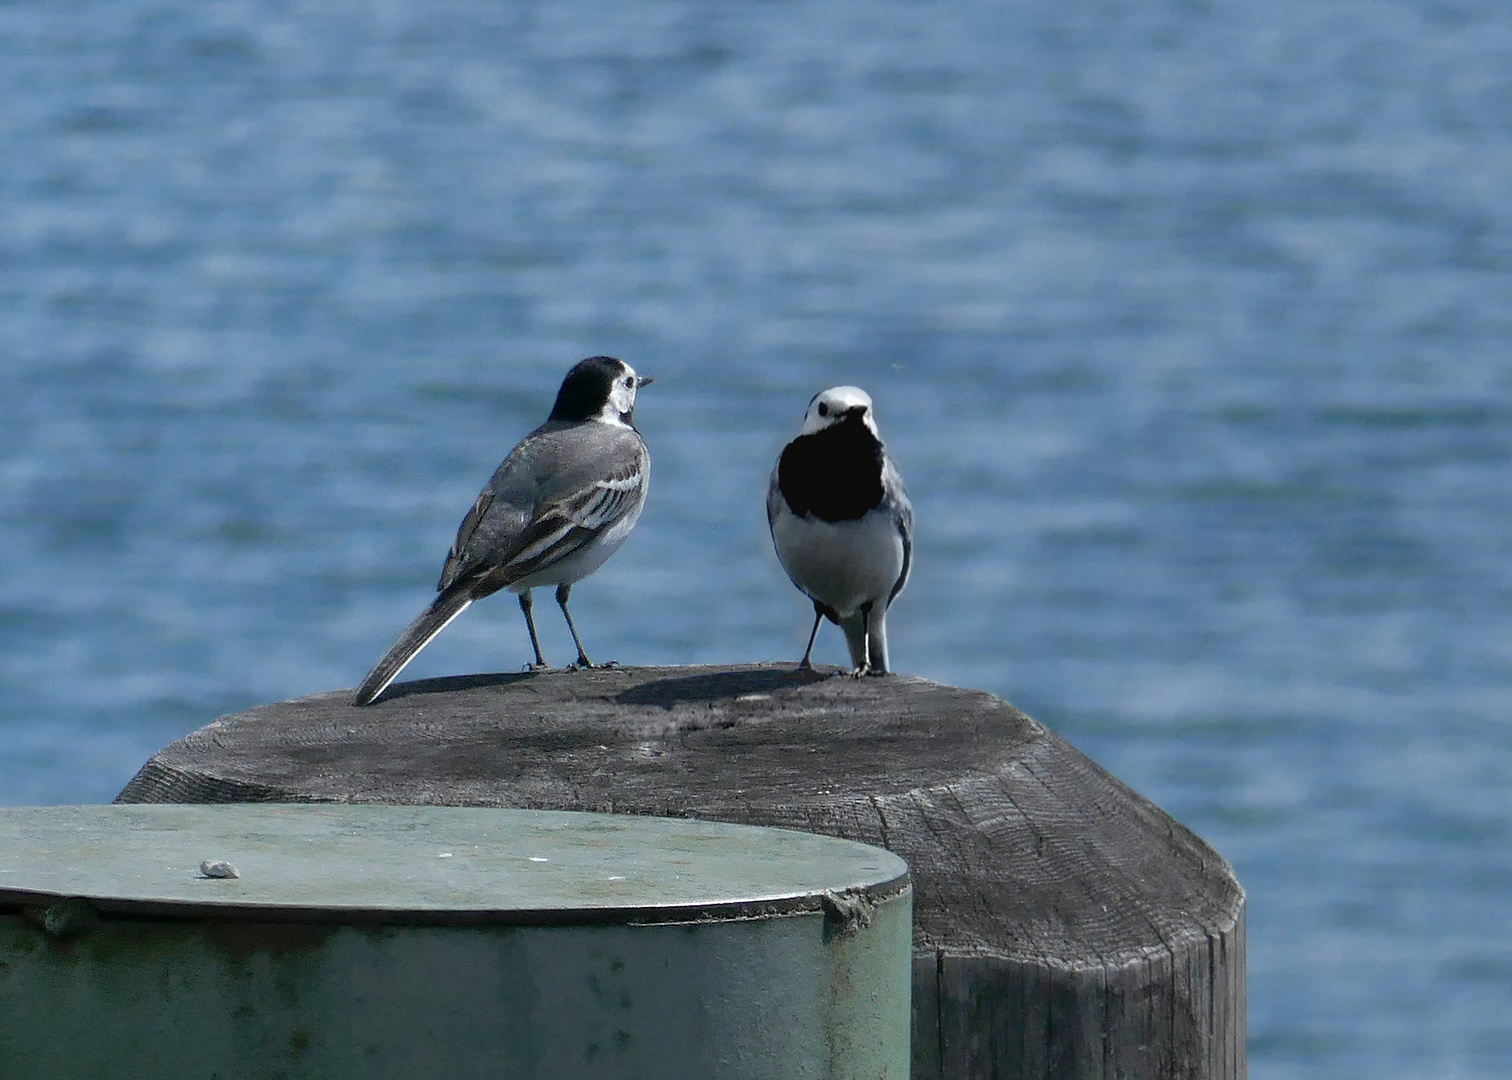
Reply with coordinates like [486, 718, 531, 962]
[549, 356, 626, 422]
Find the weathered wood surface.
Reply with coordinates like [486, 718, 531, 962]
[118, 663, 1245, 1080]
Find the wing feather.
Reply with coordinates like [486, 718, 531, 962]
[885, 456, 913, 606]
[457, 450, 646, 593]
[439, 489, 494, 590]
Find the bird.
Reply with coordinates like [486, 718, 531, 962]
[352, 356, 652, 706]
[767, 385, 912, 676]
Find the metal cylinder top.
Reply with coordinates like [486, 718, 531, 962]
[0, 804, 909, 925]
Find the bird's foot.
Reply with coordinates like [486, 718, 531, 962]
[848, 664, 872, 679]
[568, 655, 618, 671]
[865, 667, 891, 677]
[523, 661, 550, 673]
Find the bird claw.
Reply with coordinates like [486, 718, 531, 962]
[524, 662, 550, 673]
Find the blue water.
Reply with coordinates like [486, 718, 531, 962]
[2, 0, 1510, 1074]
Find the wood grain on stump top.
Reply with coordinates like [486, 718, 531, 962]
[118, 663, 1245, 1079]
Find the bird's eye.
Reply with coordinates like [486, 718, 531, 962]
[624, 377, 634, 387]
[817, 403, 828, 417]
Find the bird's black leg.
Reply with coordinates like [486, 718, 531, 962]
[518, 590, 549, 670]
[557, 583, 606, 669]
[799, 603, 825, 670]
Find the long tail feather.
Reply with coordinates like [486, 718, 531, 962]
[866, 609, 890, 674]
[840, 612, 870, 673]
[353, 587, 474, 706]
[839, 606, 891, 675]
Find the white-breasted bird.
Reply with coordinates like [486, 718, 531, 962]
[767, 385, 912, 676]
[353, 356, 652, 706]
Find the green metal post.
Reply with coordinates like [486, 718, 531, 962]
[0, 805, 911, 1079]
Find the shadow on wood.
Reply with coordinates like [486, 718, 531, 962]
[118, 663, 1245, 1080]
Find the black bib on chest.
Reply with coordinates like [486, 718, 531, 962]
[778, 416, 886, 522]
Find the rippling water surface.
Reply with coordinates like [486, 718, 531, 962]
[3, 1, 1511, 1076]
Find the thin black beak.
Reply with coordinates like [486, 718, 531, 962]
[636, 376, 654, 388]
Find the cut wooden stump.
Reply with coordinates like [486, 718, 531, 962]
[118, 663, 1245, 1080]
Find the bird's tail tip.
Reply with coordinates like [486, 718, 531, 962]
[350, 592, 475, 707]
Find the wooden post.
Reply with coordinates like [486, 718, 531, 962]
[118, 664, 1245, 1079]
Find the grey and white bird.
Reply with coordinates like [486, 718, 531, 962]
[767, 385, 912, 676]
[353, 356, 652, 706]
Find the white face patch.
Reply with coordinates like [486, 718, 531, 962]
[801, 385, 878, 437]
[598, 361, 642, 425]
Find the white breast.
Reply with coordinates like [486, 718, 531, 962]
[771, 506, 905, 618]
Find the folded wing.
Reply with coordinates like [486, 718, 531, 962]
[441, 425, 647, 598]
